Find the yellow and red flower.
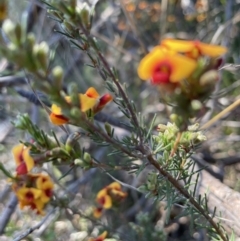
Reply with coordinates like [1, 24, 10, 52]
[96, 188, 112, 209]
[138, 46, 197, 84]
[94, 182, 127, 218]
[16, 187, 42, 202]
[12, 173, 54, 215]
[93, 206, 104, 219]
[12, 144, 34, 175]
[161, 39, 227, 59]
[89, 231, 108, 241]
[49, 87, 113, 125]
[36, 174, 54, 203]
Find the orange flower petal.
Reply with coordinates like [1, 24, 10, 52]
[49, 113, 69, 125]
[94, 94, 113, 113]
[30, 198, 45, 215]
[22, 147, 34, 172]
[138, 47, 165, 80]
[50, 103, 69, 125]
[89, 231, 108, 241]
[51, 104, 62, 115]
[85, 87, 100, 98]
[96, 189, 112, 209]
[198, 42, 227, 57]
[19, 199, 30, 210]
[96, 231, 108, 241]
[12, 144, 24, 166]
[79, 94, 98, 112]
[107, 182, 121, 190]
[110, 189, 127, 198]
[40, 182, 54, 203]
[93, 207, 103, 218]
[161, 39, 227, 58]
[138, 47, 197, 83]
[36, 174, 52, 189]
[16, 187, 42, 202]
[161, 39, 194, 52]
[169, 54, 197, 82]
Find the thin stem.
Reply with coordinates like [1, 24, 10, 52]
[83, 118, 140, 159]
[97, 51, 143, 143]
[146, 154, 228, 241]
[75, 23, 143, 143]
[201, 98, 240, 130]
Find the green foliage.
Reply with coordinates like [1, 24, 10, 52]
[0, 0, 238, 241]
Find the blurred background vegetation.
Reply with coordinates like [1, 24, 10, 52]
[1, 0, 240, 240]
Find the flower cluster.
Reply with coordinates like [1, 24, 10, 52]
[50, 87, 113, 125]
[138, 39, 226, 95]
[138, 39, 227, 128]
[93, 182, 127, 218]
[11, 144, 54, 215]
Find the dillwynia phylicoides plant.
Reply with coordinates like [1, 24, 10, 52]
[0, 0, 237, 241]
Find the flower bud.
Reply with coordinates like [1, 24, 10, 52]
[104, 122, 112, 136]
[47, 147, 65, 157]
[157, 124, 167, 132]
[26, 33, 36, 50]
[188, 123, 199, 131]
[33, 41, 49, 72]
[74, 158, 85, 167]
[65, 132, 81, 153]
[199, 70, 219, 87]
[83, 152, 91, 163]
[52, 66, 63, 90]
[79, 3, 91, 30]
[191, 100, 202, 111]
[2, 19, 16, 43]
[70, 107, 82, 119]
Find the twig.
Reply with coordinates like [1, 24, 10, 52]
[12, 208, 56, 241]
[97, 51, 143, 143]
[0, 193, 18, 234]
[105, 171, 142, 193]
[145, 153, 228, 241]
[83, 118, 139, 159]
[201, 98, 240, 130]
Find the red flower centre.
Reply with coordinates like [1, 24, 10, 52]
[18, 150, 24, 163]
[151, 61, 172, 85]
[53, 113, 69, 122]
[99, 197, 106, 206]
[45, 189, 53, 197]
[96, 207, 103, 212]
[16, 162, 28, 175]
[42, 177, 47, 183]
[26, 191, 34, 201]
